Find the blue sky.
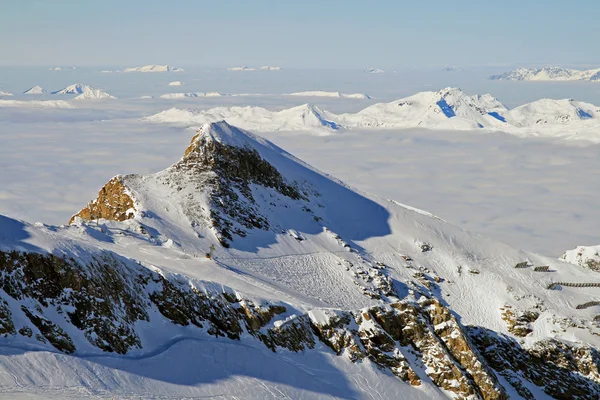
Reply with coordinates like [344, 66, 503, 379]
[1, 0, 598, 68]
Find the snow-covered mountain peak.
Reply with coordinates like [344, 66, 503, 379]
[51, 83, 94, 95]
[504, 98, 600, 127]
[73, 89, 116, 100]
[23, 85, 47, 94]
[188, 120, 259, 151]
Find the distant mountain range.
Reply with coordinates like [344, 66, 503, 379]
[121, 65, 184, 73]
[146, 87, 600, 142]
[490, 66, 600, 81]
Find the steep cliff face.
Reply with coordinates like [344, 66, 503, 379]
[69, 176, 136, 224]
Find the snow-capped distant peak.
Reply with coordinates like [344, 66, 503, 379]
[51, 83, 95, 95]
[228, 66, 256, 71]
[503, 98, 600, 127]
[287, 91, 371, 99]
[365, 68, 385, 74]
[168, 81, 184, 86]
[0, 91, 13, 96]
[73, 89, 116, 100]
[159, 92, 227, 99]
[258, 66, 282, 71]
[23, 85, 47, 94]
[122, 65, 183, 73]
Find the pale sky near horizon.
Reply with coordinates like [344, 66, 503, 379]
[1, 0, 598, 68]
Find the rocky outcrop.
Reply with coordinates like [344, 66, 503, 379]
[500, 306, 540, 337]
[69, 176, 135, 224]
[469, 326, 600, 400]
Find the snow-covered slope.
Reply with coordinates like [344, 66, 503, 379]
[23, 85, 47, 94]
[146, 104, 339, 133]
[168, 80, 184, 86]
[73, 89, 116, 100]
[366, 68, 385, 74]
[1, 121, 600, 398]
[287, 91, 371, 99]
[491, 66, 600, 82]
[122, 64, 183, 72]
[51, 83, 95, 95]
[0, 91, 12, 96]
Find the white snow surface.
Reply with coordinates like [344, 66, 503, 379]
[491, 66, 600, 82]
[366, 68, 385, 74]
[168, 80, 184, 86]
[0, 91, 13, 96]
[23, 85, 47, 94]
[121, 64, 183, 72]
